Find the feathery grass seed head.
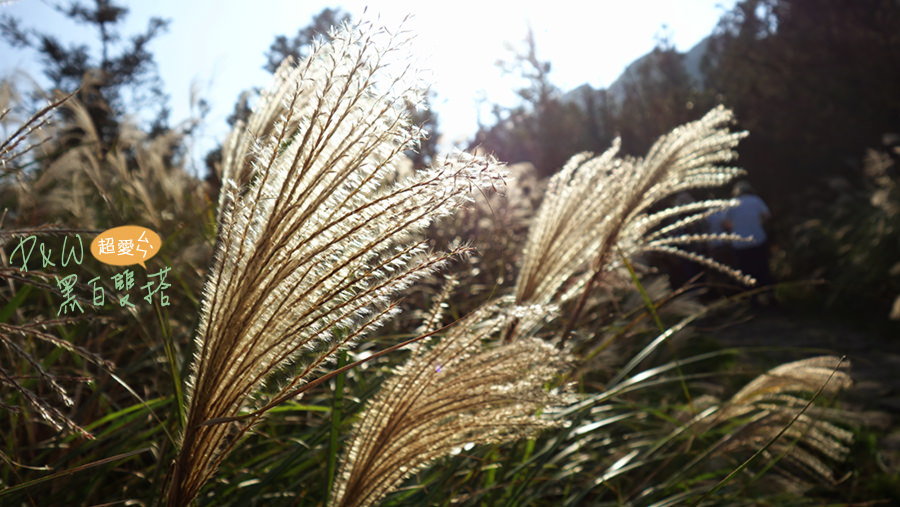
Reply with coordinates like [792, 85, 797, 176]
[168, 22, 505, 506]
[514, 106, 750, 312]
[331, 301, 571, 507]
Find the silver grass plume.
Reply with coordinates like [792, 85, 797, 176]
[24, 94, 204, 230]
[331, 300, 570, 507]
[512, 107, 749, 335]
[695, 356, 854, 485]
[168, 23, 505, 506]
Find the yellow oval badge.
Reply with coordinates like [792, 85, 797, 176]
[90, 226, 161, 268]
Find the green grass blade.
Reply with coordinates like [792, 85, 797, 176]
[325, 349, 347, 505]
[0, 284, 33, 323]
[0, 448, 151, 497]
[619, 249, 694, 411]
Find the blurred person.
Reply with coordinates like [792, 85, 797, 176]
[724, 181, 775, 294]
[668, 191, 703, 288]
[704, 205, 736, 297]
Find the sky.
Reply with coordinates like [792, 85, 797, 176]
[0, 0, 737, 170]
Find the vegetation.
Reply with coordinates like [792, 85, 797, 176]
[1, 1, 897, 505]
[0, 0, 172, 140]
[474, 0, 900, 330]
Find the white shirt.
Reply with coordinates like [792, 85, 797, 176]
[727, 194, 770, 248]
[707, 208, 729, 246]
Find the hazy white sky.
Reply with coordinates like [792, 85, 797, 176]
[1, 0, 736, 168]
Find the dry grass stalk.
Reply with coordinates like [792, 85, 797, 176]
[331, 301, 569, 507]
[0, 90, 69, 175]
[509, 107, 749, 341]
[0, 320, 108, 439]
[697, 356, 854, 484]
[0, 94, 113, 440]
[167, 23, 505, 505]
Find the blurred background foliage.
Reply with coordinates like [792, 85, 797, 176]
[471, 0, 900, 329]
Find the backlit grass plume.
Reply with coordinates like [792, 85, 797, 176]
[168, 23, 505, 506]
[331, 301, 569, 507]
[558, 355, 856, 505]
[700, 356, 854, 485]
[510, 107, 749, 341]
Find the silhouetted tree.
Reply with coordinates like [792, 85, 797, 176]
[612, 39, 713, 156]
[699, 0, 900, 326]
[209, 8, 353, 178]
[263, 7, 350, 73]
[703, 0, 900, 212]
[406, 89, 440, 170]
[249, 7, 439, 172]
[472, 28, 593, 177]
[1, 0, 171, 141]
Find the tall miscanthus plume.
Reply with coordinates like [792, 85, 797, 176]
[690, 356, 855, 488]
[167, 23, 505, 505]
[508, 106, 750, 342]
[331, 299, 570, 507]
